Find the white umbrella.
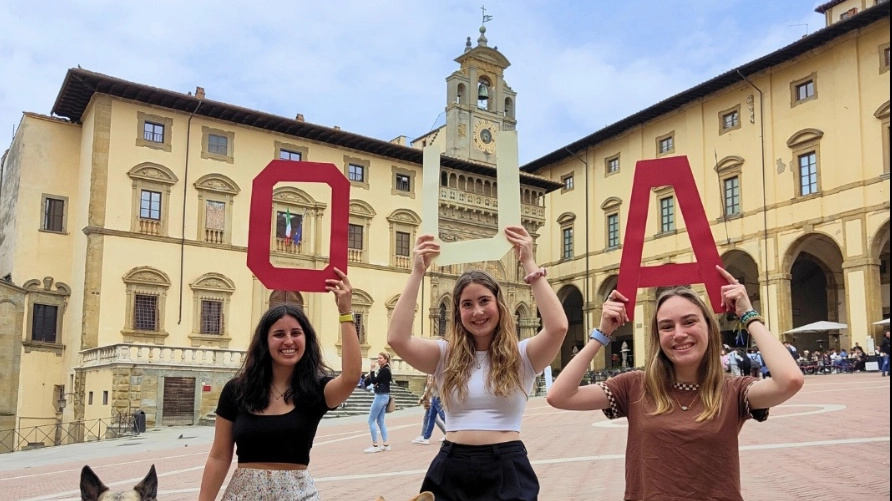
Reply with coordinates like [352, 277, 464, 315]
[873, 319, 890, 326]
[785, 321, 848, 334]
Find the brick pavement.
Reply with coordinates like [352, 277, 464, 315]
[0, 373, 887, 500]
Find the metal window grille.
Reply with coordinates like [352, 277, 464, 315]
[348, 164, 364, 182]
[562, 227, 573, 259]
[133, 294, 158, 331]
[395, 174, 410, 191]
[140, 190, 162, 220]
[279, 149, 302, 161]
[660, 197, 675, 232]
[43, 198, 65, 231]
[607, 213, 619, 248]
[348, 224, 363, 250]
[395, 231, 410, 256]
[724, 176, 740, 215]
[143, 122, 164, 143]
[31, 304, 58, 343]
[200, 299, 223, 334]
[205, 201, 225, 230]
[799, 153, 818, 195]
[208, 134, 228, 155]
[353, 312, 365, 344]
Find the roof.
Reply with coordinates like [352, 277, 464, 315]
[814, 0, 847, 14]
[521, 1, 890, 173]
[49, 69, 561, 191]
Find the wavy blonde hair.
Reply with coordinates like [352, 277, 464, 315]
[441, 270, 523, 409]
[644, 287, 726, 422]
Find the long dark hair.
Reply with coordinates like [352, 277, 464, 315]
[233, 304, 332, 412]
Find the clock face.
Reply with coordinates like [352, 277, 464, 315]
[473, 121, 498, 153]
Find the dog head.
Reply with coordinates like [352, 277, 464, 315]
[374, 493, 435, 501]
[80, 464, 158, 501]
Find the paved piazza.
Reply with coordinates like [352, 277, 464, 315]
[0, 373, 887, 500]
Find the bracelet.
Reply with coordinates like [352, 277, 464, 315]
[523, 267, 547, 284]
[744, 315, 765, 329]
[338, 312, 354, 323]
[589, 328, 611, 346]
[739, 310, 759, 325]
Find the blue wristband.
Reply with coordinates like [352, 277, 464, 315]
[589, 328, 611, 346]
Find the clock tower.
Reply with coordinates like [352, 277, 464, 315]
[443, 26, 516, 165]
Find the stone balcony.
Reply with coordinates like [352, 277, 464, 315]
[79, 344, 244, 370]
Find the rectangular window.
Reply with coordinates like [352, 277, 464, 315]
[885, 47, 891, 68]
[353, 312, 365, 344]
[607, 157, 620, 173]
[722, 111, 739, 130]
[395, 173, 410, 192]
[31, 304, 58, 343]
[659, 137, 674, 154]
[143, 121, 164, 143]
[348, 164, 365, 182]
[133, 294, 158, 331]
[840, 7, 857, 20]
[563, 175, 574, 190]
[140, 190, 162, 220]
[796, 81, 815, 102]
[276, 211, 302, 239]
[200, 299, 223, 334]
[43, 197, 65, 232]
[279, 149, 302, 161]
[660, 196, 675, 233]
[799, 152, 818, 195]
[102, 391, 108, 405]
[723, 176, 740, 216]
[348, 223, 363, 250]
[88, 392, 93, 405]
[205, 200, 225, 230]
[607, 213, 620, 248]
[562, 227, 573, 259]
[395, 231, 410, 257]
[208, 134, 228, 155]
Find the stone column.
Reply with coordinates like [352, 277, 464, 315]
[763, 272, 792, 339]
[842, 258, 882, 350]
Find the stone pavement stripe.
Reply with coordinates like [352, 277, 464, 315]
[739, 436, 889, 451]
[0, 451, 208, 481]
[797, 383, 889, 394]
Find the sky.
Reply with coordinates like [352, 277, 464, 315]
[0, 1, 828, 165]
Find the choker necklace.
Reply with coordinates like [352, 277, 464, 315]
[673, 382, 700, 391]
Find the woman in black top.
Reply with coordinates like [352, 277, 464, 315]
[198, 268, 361, 501]
[363, 351, 393, 452]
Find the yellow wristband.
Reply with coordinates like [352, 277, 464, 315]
[339, 312, 354, 323]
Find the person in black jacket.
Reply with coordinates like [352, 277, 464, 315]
[364, 352, 393, 452]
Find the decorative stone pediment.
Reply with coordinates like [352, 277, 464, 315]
[715, 155, 745, 173]
[273, 186, 319, 207]
[349, 200, 377, 218]
[194, 174, 240, 195]
[557, 212, 576, 225]
[786, 128, 824, 148]
[601, 197, 623, 210]
[23, 277, 71, 295]
[352, 289, 374, 307]
[387, 209, 421, 225]
[875, 100, 890, 119]
[123, 267, 171, 287]
[189, 272, 235, 293]
[127, 162, 178, 185]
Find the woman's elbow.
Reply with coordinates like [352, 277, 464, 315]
[783, 371, 805, 395]
[545, 389, 567, 409]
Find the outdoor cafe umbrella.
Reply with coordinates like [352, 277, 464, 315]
[784, 321, 848, 334]
[872, 319, 890, 326]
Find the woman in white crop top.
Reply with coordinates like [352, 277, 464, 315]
[387, 225, 569, 501]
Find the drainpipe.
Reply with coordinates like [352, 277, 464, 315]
[564, 148, 591, 336]
[178, 100, 203, 324]
[736, 70, 771, 324]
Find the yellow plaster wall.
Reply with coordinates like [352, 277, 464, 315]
[82, 369, 114, 421]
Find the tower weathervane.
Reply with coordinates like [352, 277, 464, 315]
[481, 5, 493, 25]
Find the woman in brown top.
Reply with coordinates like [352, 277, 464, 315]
[547, 266, 804, 501]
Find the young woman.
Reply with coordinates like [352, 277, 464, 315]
[387, 226, 568, 501]
[198, 268, 361, 501]
[363, 351, 393, 452]
[547, 266, 804, 500]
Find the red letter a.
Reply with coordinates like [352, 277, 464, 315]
[615, 156, 724, 321]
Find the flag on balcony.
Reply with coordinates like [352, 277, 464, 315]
[293, 217, 302, 245]
[285, 207, 292, 239]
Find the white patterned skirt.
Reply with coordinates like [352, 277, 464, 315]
[222, 468, 321, 501]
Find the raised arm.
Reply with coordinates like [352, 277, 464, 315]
[716, 266, 804, 409]
[386, 235, 442, 375]
[324, 268, 363, 408]
[547, 290, 629, 410]
[508, 225, 569, 373]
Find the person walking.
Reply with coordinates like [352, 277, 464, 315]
[412, 373, 446, 444]
[198, 268, 361, 501]
[387, 227, 568, 501]
[547, 266, 804, 501]
[363, 352, 393, 452]
[880, 331, 890, 377]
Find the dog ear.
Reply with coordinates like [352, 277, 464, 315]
[413, 493, 435, 501]
[373, 497, 385, 501]
[134, 464, 158, 500]
[80, 465, 109, 501]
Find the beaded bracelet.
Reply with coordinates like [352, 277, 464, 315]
[739, 310, 759, 325]
[523, 267, 547, 284]
[744, 315, 766, 328]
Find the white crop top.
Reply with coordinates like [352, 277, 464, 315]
[434, 339, 540, 432]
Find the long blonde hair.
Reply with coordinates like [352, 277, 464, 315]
[441, 271, 522, 409]
[644, 287, 726, 422]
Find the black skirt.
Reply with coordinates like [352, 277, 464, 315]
[420, 440, 539, 501]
